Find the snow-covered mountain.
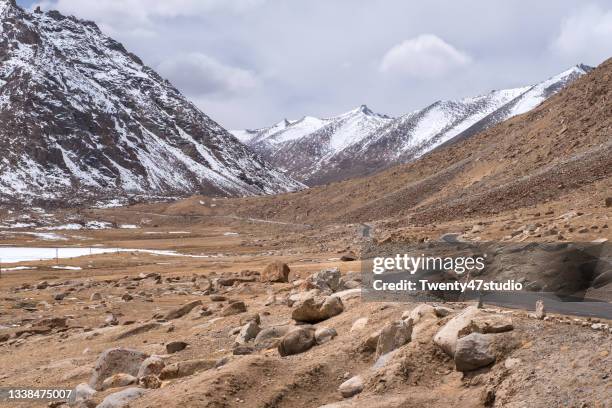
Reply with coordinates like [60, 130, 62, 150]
[234, 65, 591, 185]
[0, 0, 303, 205]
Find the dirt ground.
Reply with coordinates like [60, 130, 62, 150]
[0, 203, 610, 408]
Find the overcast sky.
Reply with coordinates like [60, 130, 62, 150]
[18, 0, 612, 129]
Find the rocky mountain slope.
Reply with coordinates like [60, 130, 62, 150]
[223, 58, 611, 227]
[0, 0, 303, 206]
[234, 65, 591, 185]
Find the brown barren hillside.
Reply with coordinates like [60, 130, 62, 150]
[200, 58, 612, 227]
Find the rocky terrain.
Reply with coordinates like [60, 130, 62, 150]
[0, 0, 303, 206]
[0, 3, 610, 408]
[0, 210, 610, 408]
[233, 65, 590, 185]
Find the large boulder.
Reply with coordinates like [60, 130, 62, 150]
[278, 327, 316, 356]
[454, 333, 495, 371]
[375, 319, 413, 359]
[96, 387, 145, 408]
[89, 348, 149, 391]
[433, 306, 481, 356]
[164, 300, 202, 320]
[292, 296, 344, 323]
[261, 262, 290, 283]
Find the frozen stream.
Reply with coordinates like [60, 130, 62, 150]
[0, 247, 209, 264]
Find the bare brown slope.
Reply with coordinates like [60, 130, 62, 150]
[157, 58, 612, 226]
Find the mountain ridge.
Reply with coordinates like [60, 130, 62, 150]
[0, 0, 303, 205]
[233, 64, 591, 185]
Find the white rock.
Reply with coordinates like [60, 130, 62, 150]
[350, 317, 368, 333]
[96, 387, 145, 408]
[338, 375, 364, 398]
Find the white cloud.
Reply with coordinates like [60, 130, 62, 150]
[551, 5, 612, 64]
[35, 0, 265, 28]
[379, 34, 471, 78]
[157, 53, 259, 96]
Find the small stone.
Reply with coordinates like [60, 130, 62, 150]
[261, 261, 291, 283]
[90, 292, 102, 301]
[210, 295, 227, 302]
[278, 327, 316, 357]
[314, 327, 337, 345]
[375, 319, 412, 359]
[233, 345, 255, 355]
[350, 318, 368, 333]
[291, 295, 344, 323]
[73, 383, 96, 404]
[139, 375, 161, 389]
[166, 341, 188, 354]
[137, 356, 165, 378]
[235, 321, 261, 345]
[164, 300, 202, 320]
[338, 375, 364, 398]
[454, 333, 495, 372]
[96, 387, 145, 408]
[504, 358, 521, 369]
[222, 301, 247, 316]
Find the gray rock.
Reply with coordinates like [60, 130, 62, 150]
[74, 383, 96, 404]
[306, 268, 341, 292]
[434, 306, 481, 356]
[90, 292, 102, 301]
[375, 319, 412, 359]
[137, 356, 165, 378]
[164, 300, 202, 320]
[166, 341, 188, 354]
[454, 333, 495, 371]
[433, 306, 454, 317]
[314, 327, 337, 345]
[235, 321, 261, 345]
[338, 375, 364, 398]
[221, 301, 247, 316]
[254, 326, 291, 349]
[278, 327, 316, 356]
[89, 348, 149, 391]
[292, 296, 344, 323]
[95, 387, 145, 408]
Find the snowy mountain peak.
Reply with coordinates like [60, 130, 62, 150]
[236, 65, 590, 185]
[0, 4, 303, 205]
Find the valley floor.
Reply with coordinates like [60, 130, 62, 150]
[0, 204, 610, 408]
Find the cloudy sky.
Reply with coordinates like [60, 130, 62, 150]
[17, 0, 612, 129]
